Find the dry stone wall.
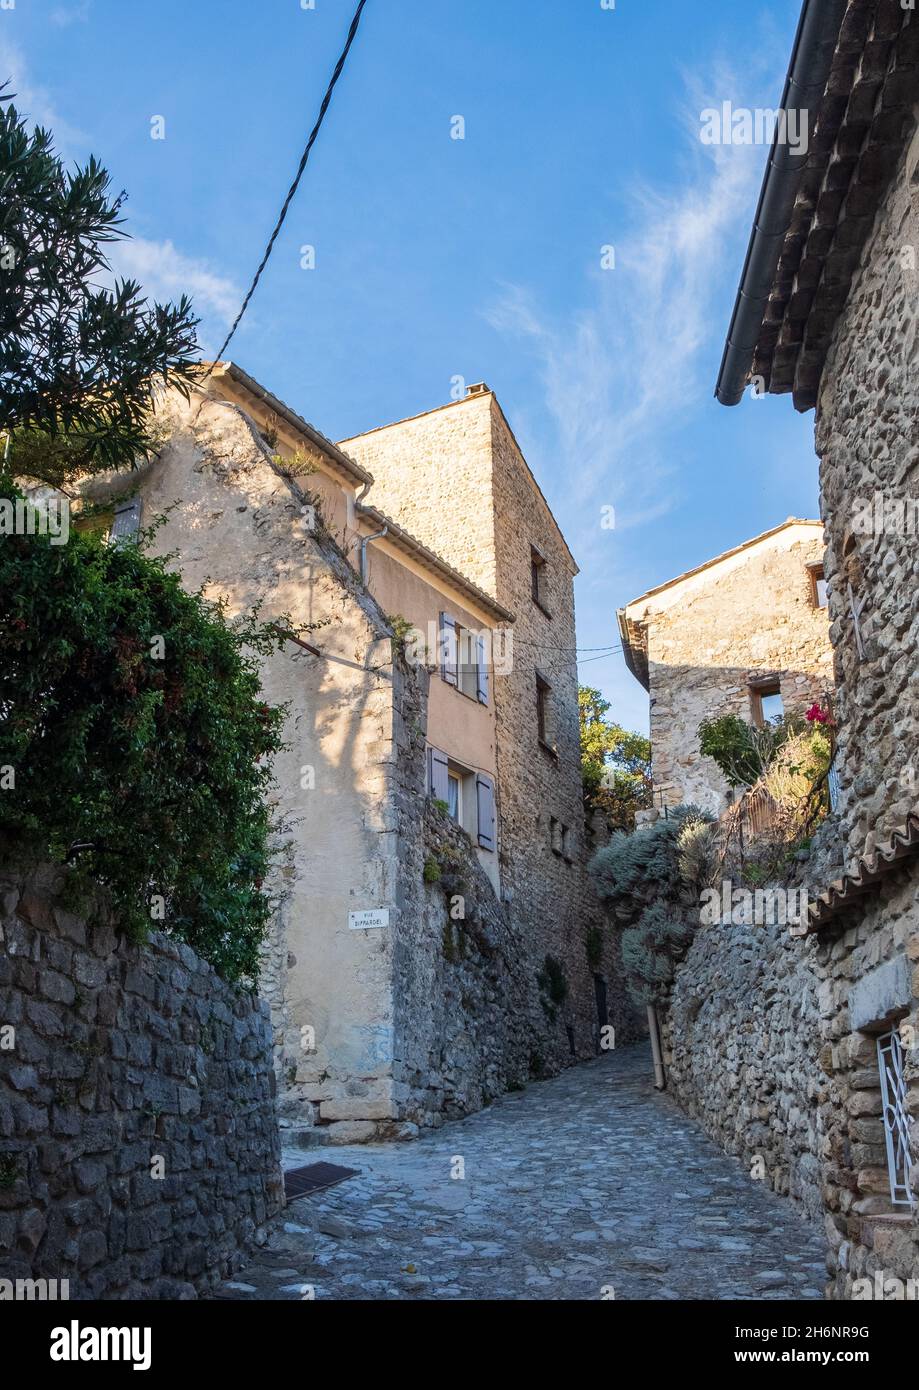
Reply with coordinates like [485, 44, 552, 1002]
[0, 860, 283, 1299]
[663, 916, 826, 1223]
[815, 121, 919, 863]
[807, 112, 919, 1295]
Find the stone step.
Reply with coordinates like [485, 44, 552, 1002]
[282, 1126, 332, 1150]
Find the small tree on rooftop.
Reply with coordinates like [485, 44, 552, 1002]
[0, 82, 200, 487]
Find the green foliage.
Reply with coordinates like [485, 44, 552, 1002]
[0, 84, 200, 483]
[0, 488, 285, 981]
[537, 954, 568, 1020]
[423, 856, 442, 884]
[621, 903, 695, 1005]
[589, 804, 711, 909]
[590, 805, 712, 1005]
[585, 924, 603, 971]
[698, 712, 807, 790]
[578, 685, 651, 830]
[676, 816, 721, 892]
[697, 714, 761, 788]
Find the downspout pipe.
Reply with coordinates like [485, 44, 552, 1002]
[714, 0, 848, 407]
[359, 525, 388, 583]
[647, 1005, 666, 1091]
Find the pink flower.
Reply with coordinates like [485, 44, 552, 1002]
[806, 703, 830, 724]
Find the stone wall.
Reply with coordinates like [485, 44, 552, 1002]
[0, 860, 283, 1299]
[345, 389, 636, 1071]
[806, 108, 919, 1295]
[627, 523, 833, 815]
[815, 120, 919, 864]
[808, 863, 919, 1298]
[663, 916, 827, 1223]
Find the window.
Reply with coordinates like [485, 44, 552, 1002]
[531, 546, 550, 616]
[550, 818, 572, 860]
[536, 672, 555, 750]
[877, 1029, 914, 1207]
[427, 746, 496, 852]
[447, 772, 461, 821]
[750, 680, 784, 727]
[439, 612, 489, 705]
[808, 564, 828, 609]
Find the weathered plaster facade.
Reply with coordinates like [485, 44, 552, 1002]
[619, 520, 833, 814]
[74, 371, 630, 1142]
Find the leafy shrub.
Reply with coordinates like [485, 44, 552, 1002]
[0, 492, 285, 981]
[621, 903, 695, 1004]
[590, 806, 712, 1005]
[589, 804, 711, 910]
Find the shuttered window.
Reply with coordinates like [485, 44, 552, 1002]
[109, 496, 143, 544]
[439, 612, 458, 687]
[476, 775, 496, 851]
[476, 635, 489, 705]
[428, 745, 450, 802]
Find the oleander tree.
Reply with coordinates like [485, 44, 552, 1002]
[0, 81, 200, 487]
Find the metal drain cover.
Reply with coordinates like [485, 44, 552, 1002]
[284, 1161, 360, 1201]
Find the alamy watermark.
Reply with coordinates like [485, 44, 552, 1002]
[700, 879, 810, 930]
[852, 491, 919, 536]
[0, 495, 70, 545]
[700, 102, 809, 156]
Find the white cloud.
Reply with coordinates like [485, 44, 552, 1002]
[107, 237, 240, 331]
[1, 39, 240, 356]
[0, 36, 87, 149]
[485, 57, 781, 560]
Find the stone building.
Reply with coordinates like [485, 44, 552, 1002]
[71, 365, 627, 1143]
[716, 0, 919, 1298]
[618, 519, 833, 814]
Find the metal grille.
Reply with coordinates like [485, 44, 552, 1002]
[827, 755, 841, 813]
[284, 1161, 359, 1202]
[877, 1030, 914, 1208]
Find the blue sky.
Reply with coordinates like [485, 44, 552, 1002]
[4, 0, 819, 731]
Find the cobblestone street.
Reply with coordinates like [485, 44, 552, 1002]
[220, 1043, 827, 1301]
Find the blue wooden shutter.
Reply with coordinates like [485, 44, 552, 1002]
[476, 775, 496, 850]
[439, 612, 458, 686]
[429, 746, 450, 802]
[110, 496, 143, 544]
[476, 634, 489, 705]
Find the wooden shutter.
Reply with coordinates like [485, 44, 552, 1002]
[439, 612, 458, 687]
[476, 775, 496, 850]
[429, 746, 450, 802]
[109, 496, 143, 544]
[476, 634, 489, 705]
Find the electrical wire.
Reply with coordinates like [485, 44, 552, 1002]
[206, 0, 371, 372]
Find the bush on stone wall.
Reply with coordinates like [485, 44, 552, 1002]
[0, 486, 285, 981]
[590, 805, 713, 1005]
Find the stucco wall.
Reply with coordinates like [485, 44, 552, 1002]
[118, 388, 427, 1141]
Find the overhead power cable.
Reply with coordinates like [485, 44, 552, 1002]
[206, 0, 371, 372]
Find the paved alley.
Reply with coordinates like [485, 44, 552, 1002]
[219, 1042, 828, 1301]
